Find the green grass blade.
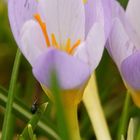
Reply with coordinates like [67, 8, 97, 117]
[50, 71, 70, 140]
[0, 87, 60, 140]
[21, 103, 48, 139]
[1, 49, 21, 140]
[117, 92, 131, 140]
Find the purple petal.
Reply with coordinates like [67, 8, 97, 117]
[106, 0, 140, 52]
[84, 0, 111, 39]
[121, 51, 140, 90]
[20, 20, 47, 66]
[126, 0, 140, 41]
[101, 0, 112, 40]
[33, 48, 91, 90]
[75, 22, 105, 72]
[8, 0, 37, 45]
[107, 18, 136, 69]
[106, 0, 140, 70]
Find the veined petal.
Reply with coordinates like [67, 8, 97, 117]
[108, 18, 136, 69]
[20, 20, 46, 66]
[38, 0, 85, 48]
[75, 22, 105, 71]
[33, 48, 91, 90]
[84, 0, 112, 39]
[8, 0, 37, 45]
[121, 51, 140, 90]
[126, 0, 140, 43]
[84, 0, 98, 36]
[101, 0, 112, 40]
[107, 0, 140, 51]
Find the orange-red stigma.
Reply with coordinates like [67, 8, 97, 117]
[68, 40, 81, 55]
[34, 14, 51, 47]
[34, 13, 81, 55]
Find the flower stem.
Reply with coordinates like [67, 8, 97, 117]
[50, 72, 83, 140]
[117, 92, 131, 140]
[1, 49, 21, 140]
[83, 73, 111, 140]
[63, 99, 81, 140]
[136, 124, 140, 140]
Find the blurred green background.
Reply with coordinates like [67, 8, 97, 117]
[0, 0, 140, 140]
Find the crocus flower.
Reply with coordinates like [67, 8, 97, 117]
[106, 0, 140, 107]
[8, 0, 110, 97]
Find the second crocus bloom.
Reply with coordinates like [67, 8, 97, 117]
[107, 0, 140, 107]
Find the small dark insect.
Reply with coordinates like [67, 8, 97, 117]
[31, 99, 38, 114]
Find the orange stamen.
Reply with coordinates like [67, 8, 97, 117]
[51, 34, 59, 48]
[34, 14, 51, 47]
[66, 38, 71, 52]
[68, 40, 81, 54]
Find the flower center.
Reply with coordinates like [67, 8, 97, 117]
[34, 14, 81, 55]
[83, 0, 87, 4]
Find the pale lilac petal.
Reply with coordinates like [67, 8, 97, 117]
[75, 23, 105, 71]
[101, 0, 112, 40]
[126, 0, 140, 44]
[107, 0, 140, 51]
[84, 0, 96, 36]
[33, 48, 91, 90]
[74, 42, 89, 65]
[121, 51, 140, 90]
[8, 0, 37, 45]
[20, 20, 46, 66]
[38, 0, 85, 48]
[84, 0, 112, 39]
[108, 18, 136, 69]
